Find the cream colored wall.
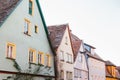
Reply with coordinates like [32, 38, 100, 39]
[57, 27, 74, 80]
[89, 58, 105, 80]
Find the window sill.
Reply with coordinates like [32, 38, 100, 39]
[6, 57, 15, 60]
[66, 61, 73, 64]
[38, 63, 44, 66]
[29, 62, 37, 65]
[45, 65, 51, 68]
[60, 59, 64, 62]
[24, 32, 31, 36]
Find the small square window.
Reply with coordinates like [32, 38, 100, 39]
[35, 25, 38, 33]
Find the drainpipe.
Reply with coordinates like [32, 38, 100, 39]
[84, 52, 89, 80]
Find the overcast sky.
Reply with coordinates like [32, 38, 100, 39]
[40, 0, 120, 66]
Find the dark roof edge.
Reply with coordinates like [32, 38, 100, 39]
[36, 0, 56, 56]
[67, 25, 75, 57]
[0, 0, 22, 27]
[86, 51, 105, 62]
[36, 0, 57, 78]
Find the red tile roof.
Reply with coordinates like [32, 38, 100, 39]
[70, 33, 82, 61]
[47, 24, 68, 50]
[105, 60, 116, 66]
[0, 0, 20, 25]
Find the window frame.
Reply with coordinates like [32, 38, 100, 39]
[60, 51, 64, 61]
[38, 51, 44, 65]
[60, 70, 64, 80]
[35, 25, 38, 33]
[46, 54, 51, 67]
[29, 0, 34, 15]
[29, 48, 36, 63]
[24, 19, 31, 36]
[6, 42, 16, 59]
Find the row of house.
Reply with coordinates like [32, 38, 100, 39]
[0, 0, 120, 80]
[47, 24, 120, 80]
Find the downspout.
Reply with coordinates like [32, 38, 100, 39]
[84, 52, 90, 80]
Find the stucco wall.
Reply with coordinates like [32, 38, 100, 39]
[88, 58, 105, 80]
[56, 27, 74, 80]
[74, 42, 88, 80]
[0, 0, 55, 79]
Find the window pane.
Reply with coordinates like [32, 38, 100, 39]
[24, 21, 28, 34]
[38, 54, 42, 64]
[29, 51, 33, 62]
[29, 1, 32, 15]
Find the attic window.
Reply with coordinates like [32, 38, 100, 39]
[65, 37, 68, 45]
[29, 0, 33, 15]
[35, 25, 38, 33]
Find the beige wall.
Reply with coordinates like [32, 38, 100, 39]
[56, 27, 74, 80]
[88, 58, 105, 80]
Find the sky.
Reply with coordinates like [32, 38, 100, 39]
[40, 0, 120, 66]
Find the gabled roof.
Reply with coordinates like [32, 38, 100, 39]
[47, 24, 68, 50]
[84, 43, 96, 49]
[70, 33, 82, 61]
[0, 0, 21, 26]
[85, 49, 105, 62]
[105, 60, 116, 66]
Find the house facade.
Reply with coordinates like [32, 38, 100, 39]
[106, 61, 120, 80]
[0, 0, 55, 80]
[48, 24, 74, 80]
[84, 43, 105, 80]
[71, 34, 88, 80]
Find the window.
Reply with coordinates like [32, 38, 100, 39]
[24, 19, 30, 35]
[66, 53, 72, 63]
[65, 37, 68, 45]
[60, 70, 64, 80]
[66, 71, 72, 80]
[29, 49, 36, 63]
[78, 54, 82, 62]
[74, 69, 81, 78]
[38, 52, 44, 65]
[35, 25, 38, 33]
[6, 42, 16, 59]
[29, 0, 33, 15]
[46, 54, 51, 67]
[60, 51, 64, 61]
